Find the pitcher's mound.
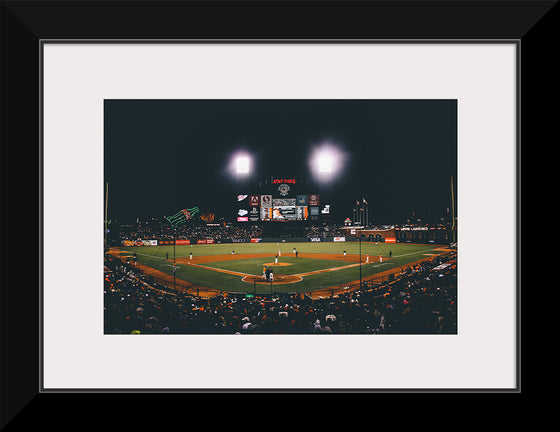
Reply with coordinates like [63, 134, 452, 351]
[242, 274, 302, 284]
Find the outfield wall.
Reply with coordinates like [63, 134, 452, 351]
[119, 235, 402, 246]
[121, 230, 451, 246]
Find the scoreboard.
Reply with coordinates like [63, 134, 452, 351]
[235, 177, 326, 222]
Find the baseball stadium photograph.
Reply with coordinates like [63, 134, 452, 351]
[104, 99, 457, 335]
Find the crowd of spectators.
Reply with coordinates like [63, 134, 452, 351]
[104, 252, 457, 335]
[118, 219, 263, 242]
[304, 225, 346, 239]
[116, 217, 353, 244]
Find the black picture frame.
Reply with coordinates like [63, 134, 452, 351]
[1, 0, 556, 426]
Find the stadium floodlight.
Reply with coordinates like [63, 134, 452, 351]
[228, 151, 253, 178]
[317, 153, 334, 173]
[236, 156, 250, 174]
[309, 142, 346, 183]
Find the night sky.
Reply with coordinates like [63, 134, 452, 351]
[104, 99, 457, 225]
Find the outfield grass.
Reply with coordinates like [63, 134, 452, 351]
[117, 242, 443, 294]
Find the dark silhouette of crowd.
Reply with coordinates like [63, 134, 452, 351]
[117, 219, 263, 243]
[304, 225, 346, 238]
[104, 252, 457, 335]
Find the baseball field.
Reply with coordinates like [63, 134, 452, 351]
[111, 241, 450, 297]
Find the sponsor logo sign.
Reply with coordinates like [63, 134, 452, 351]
[175, 240, 191, 245]
[249, 207, 259, 221]
[261, 195, 272, 208]
[278, 184, 290, 196]
[272, 178, 296, 184]
[333, 237, 346, 242]
[249, 195, 260, 206]
[272, 198, 296, 206]
[308, 194, 320, 206]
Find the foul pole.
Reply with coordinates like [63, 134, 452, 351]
[451, 175, 456, 243]
[104, 182, 108, 251]
[165, 207, 200, 292]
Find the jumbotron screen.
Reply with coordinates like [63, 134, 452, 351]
[235, 178, 326, 222]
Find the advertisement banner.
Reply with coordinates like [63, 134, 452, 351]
[249, 195, 260, 206]
[309, 237, 322, 242]
[296, 206, 308, 220]
[333, 237, 346, 242]
[249, 207, 260, 221]
[197, 239, 215, 244]
[175, 239, 191, 245]
[385, 238, 397, 243]
[237, 216, 249, 222]
[261, 195, 272, 208]
[308, 194, 320, 206]
[251, 238, 262, 243]
[260, 207, 273, 220]
[272, 198, 296, 206]
[296, 195, 308, 206]
[125, 240, 158, 246]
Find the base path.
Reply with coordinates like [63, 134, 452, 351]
[179, 252, 379, 285]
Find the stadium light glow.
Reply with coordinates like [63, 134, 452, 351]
[317, 153, 334, 173]
[228, 151, 253, 178]
[309, 142, 346, 183]
[236, 156, 250, 174]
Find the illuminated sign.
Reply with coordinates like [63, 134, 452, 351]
[278, 184, 291, 196]
[272, 178, 296, 184]
[309, 194, 320, 206]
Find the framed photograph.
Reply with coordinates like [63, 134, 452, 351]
[1, 0, 555, 421]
